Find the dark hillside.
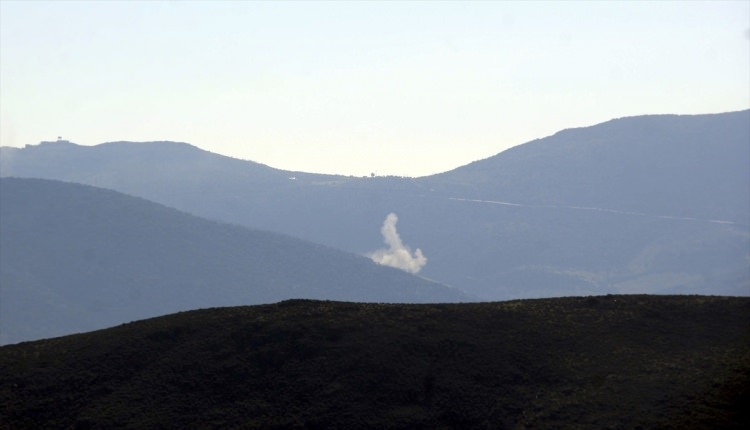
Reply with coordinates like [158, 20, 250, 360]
[0, 178, 468, 344]
[1, 295, 748, 429]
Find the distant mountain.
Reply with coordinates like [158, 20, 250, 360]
[0, 178, 468, 344]
[2, 110, 747, 299]
[423, 110, 750, 222]
[2, 296, 748, 429]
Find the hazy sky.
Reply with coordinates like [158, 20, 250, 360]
[1, 1, 748, 177]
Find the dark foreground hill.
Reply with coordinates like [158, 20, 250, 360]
[1, 111, 747, 300]
[1, 295, 748, 429]
[0, 178, 468, 344]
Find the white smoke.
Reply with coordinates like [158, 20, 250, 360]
[368, 212, 427, 274]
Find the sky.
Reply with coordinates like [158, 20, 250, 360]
[1, 1, 748, 177]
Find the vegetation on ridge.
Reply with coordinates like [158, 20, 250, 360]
[1, 295, 749, 429]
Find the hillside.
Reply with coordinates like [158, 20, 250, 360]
[424, 110, 750, 222]
[1, 111, 747, 300]
[0, 178, 468, 344]
[1, 295, 749, 429]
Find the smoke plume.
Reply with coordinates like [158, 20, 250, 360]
[368, 213, 427, 274]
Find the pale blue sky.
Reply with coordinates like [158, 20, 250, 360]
[1, 1, 748, 176]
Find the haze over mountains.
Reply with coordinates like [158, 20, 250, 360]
[0, 178, 467, 344]
[2, 110, 747, 301]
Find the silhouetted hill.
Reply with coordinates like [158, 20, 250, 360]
[1, 111, 747, 300]
[0, 178, 468, 344]
[1, 296, 748, 429]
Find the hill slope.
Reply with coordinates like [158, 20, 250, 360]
[0, 178, 468, 344]
[1, 296, 749, 429]
[1, 111, 747, 299]
[424, 110, 750, 222]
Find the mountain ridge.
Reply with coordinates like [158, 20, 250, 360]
[1, 110, 747, 300]
[0, 178, 469, 344]
[423, 109, 750, 222]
